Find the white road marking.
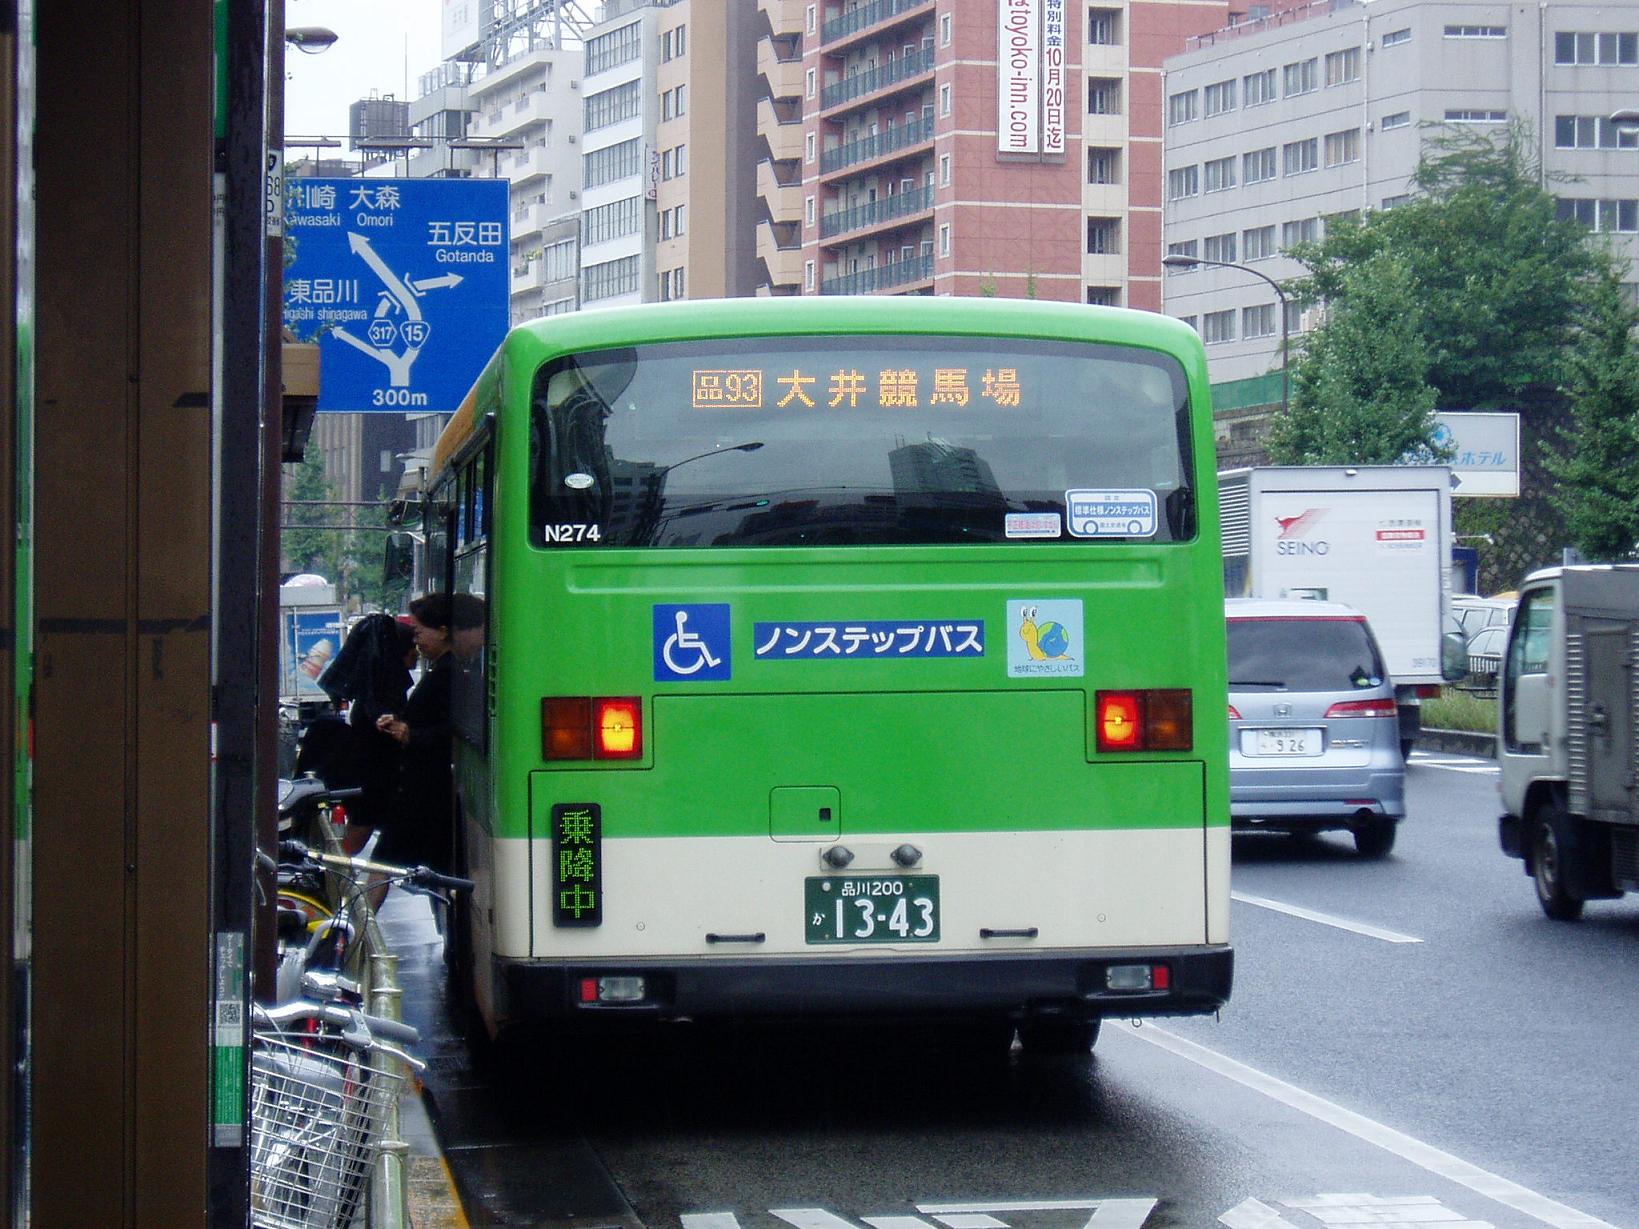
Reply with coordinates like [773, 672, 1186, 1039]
[683, 1216, 745, 1229]
[1121, 1024, 1621, 1229]
[1231, 892, 1423, 944]
[1220, 1199, 1304, 1229]
[931, 1217, 1010, 1229]
[914, 1201, 1156, 1229]
[1282, 1191, 1484, 1224]
[864, 1217, 940, 1229]
[1408, 753, 1498, 775]
[774, 1212, 867, 1229]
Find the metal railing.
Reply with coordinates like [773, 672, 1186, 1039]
[822, 0, 934, 45]
[820, 184, 934, 239]
[821, 46, 935, 110]
[820, 114, 933, 174]
[821, 252, 933, 295]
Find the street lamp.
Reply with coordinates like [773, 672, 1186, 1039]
[284, 27, 339, 53]
[1162, 252, 1290, 418]
[1610, 108, 1639, 128]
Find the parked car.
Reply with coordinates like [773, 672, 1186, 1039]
[1226, 598, 1405, 857]
[1464, 624, 1507, 691]
[1450, 595, 1515, 642]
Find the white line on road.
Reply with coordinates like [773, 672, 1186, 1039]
[1231, 892, 1423, 943]
[1409, 753, 1499, 775]
[1119, 1023, 1623, 1229]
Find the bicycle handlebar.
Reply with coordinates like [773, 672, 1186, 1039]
[278, 839, 475, 894]
[254, 999, 423, 1049]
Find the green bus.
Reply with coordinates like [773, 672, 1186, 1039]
[422, 296, 1231, 1052]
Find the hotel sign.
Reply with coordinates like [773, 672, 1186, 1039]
[997, 0, 1065, 157]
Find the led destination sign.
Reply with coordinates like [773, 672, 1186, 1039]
[690, 366, 1027, 411]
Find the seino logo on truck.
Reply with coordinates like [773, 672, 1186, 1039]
[1274, 508, 1329, 555]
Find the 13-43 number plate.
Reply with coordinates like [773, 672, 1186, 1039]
[805, 875, 939, 944]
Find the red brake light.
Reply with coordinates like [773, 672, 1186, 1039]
[1097, 692, 1143, 751]
[1324, 698, 1398, 719]
[1098, 690, 1194, 752]
[1227, 703, 1242, 720]
[594, 698, 643, 760]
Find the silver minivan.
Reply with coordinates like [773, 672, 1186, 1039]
[1226, 598, 1406, 857]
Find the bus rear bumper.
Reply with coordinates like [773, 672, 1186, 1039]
[495, 945, 1232, 1027]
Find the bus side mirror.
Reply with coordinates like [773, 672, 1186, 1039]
[384, 532, 416, 584]
[1441, 629, 1468, 682]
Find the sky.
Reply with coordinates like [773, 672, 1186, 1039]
[283, 0, 444, 139]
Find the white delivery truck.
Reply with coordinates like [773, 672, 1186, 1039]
[1219, 465, 1467, 755]
[1496, 564, 1639, 920]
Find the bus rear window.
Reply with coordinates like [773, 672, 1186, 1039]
[529, 335, 1195, 548]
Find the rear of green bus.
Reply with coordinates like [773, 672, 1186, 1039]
[457, 296, 1230, 1042]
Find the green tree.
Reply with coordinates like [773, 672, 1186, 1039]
[283, 450, 340, 579]
[1265, 250, 1445, 465]
[283, 451, 407, 610]
[1544, 266, 1639, 560]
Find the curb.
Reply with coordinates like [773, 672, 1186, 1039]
[1419, 727, 1496, 758]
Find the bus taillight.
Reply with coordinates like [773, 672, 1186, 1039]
[594, 698, 643, 760]
[542, 696, 644, 760]
[1096, 689, 1193, 752]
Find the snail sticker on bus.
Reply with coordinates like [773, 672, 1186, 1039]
[1065, 488, 1158, 538]
[283, 178, 509, 414]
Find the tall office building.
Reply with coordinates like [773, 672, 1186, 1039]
[1162, 0, 1639, 419]
[785, 0, 1228, 303]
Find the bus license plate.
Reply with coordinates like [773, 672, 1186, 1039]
[1253, 728, 1322, 756]
[805, 875, 939, 944]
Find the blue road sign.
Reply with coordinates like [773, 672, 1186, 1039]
[283, 178, 510, 413]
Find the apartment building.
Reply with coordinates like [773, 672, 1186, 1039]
[789, 0, 1227, 304]
[1162, 0, 1639, 411]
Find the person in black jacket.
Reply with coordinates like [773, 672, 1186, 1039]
[309, 612, 416, 836]
[374, 593, 455, 872]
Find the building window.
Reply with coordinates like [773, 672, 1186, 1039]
[1176, 315, 1198, 332]
[1324, 128, 1360, 167]
[806, 5, 816, 35]
[1554, 115, 1639, 149]
[805, 195, 815, 227]
[1244, 68, 1276, 106]
[583, 254, 640, 302]
[583, 137, 642, 188]
[940, 83, 952, 116]
[1204, 156, 1237, 193]
[1242, 303, 1277, 339]
[1087, 77, 1121, 115]
[1283, 138, 1318, 176]
[1167, 165, 1199, 200]
[939, 223, 951, 256]
[1556, 197, 1639, 232]
[541, 238, 577, 281]
[1282, 58, 1317, 96]
[1203, 232, 1237, 263]
[804, 259, 816, 291]
[1202, 309, 1236, 344]
[1554, 31, 1638, 65]
[1086, 217, 1121, 254]
[1085, 286, 1119, 306]
[805, 133, 816, 163]
[1282, 217, 1320, 249]
[1444, 25, 1506, 39]
[806, 68, 816, 98]
[1203, 79, 1237, 116]
[585, 79, 641, 132]
[1088, 7, 1120, 44]
[1382, 27, 1411, 47]
[941, 13, 952, 45]
[582, 196, 641, 246]
[1382, 194, 1411, 210]
[586, 22, 642, 75]
[674, 204, 685, 236]
[1243, 146, 1277, 184]
[1087, 146, 1120, 184]
[1243, 224, 1276, 260]
[674, 144, 687, 176]
[1382, 111, 1412, 130]
[1445, 109, 1507, 124]
[1167, 89, 1198, 126]
[1325, 47, 1361, 86]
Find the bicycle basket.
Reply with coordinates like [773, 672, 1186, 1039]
[249, 1030, 405, 1229]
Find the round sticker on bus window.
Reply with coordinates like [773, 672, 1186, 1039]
[564, 472, 595, 490]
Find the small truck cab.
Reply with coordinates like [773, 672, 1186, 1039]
[1497, 564, 1639, 919]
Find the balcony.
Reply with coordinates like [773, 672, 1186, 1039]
[820, 184, 933, 240]
[822, 0, 934, 46]
[821, 252, 933, 294]
[820, 113, 933, 175]
[822, 46, 935, 112]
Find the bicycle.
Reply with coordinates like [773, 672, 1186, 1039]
[249, 999, 424, 1229]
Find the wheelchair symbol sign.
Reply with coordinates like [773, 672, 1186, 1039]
[653, 604, 732, 682]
